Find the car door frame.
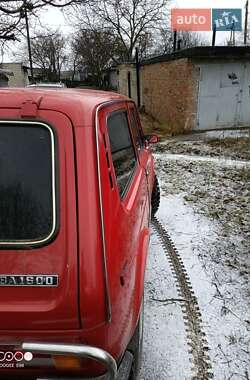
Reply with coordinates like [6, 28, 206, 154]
[97, 100, 150, 329]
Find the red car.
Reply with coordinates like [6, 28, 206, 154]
[0, 88, 160, 380]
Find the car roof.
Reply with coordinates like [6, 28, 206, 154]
[0, 88, 130, 127]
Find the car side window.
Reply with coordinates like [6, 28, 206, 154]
[130, 107, 144, 150]
[107, 110, 137, 198]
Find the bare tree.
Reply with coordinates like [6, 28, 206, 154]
[0, 0, 82, 42]
[71, 28, 126, 88]
[178, 31, 208, 49]
[136, 30, 155, 59]
[72, 0, 168, 61]
[69, 42, 81, 82]
[30, 30, 67, 81]
[154, 29, 208, 55]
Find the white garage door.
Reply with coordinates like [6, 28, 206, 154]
[196, 62, 250, 130]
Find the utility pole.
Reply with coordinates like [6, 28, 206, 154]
[23, 0, 34, 82]
[135, 48, 141, 108]
[244, 0, 249, 45]
[173, 31, 177, 52]
[229, 21, 236, 46]
[212, 23, 216, 46]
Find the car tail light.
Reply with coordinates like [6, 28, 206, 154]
[52, 355, 82, 370]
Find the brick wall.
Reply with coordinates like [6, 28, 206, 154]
[141, 58, 198, 133]
[118, 58, 199, 134]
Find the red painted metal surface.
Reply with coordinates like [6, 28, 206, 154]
[0, 88, 156, 377]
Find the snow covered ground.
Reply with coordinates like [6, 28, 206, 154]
[140, 135, 250, 380]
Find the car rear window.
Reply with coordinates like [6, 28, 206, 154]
[0, 122, 56, 247]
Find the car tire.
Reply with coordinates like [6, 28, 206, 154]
[128, 298, 144, 380]
[151, 176, 160, 217]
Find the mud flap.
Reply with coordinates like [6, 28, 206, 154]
[117, 351, 133, 380]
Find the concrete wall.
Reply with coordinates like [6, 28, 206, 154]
[118, 64, 137, 101]
[118, 59, 199, 133]
[1, 63, 29, 87]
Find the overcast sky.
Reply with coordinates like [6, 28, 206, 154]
[7, 0, 248, 62]
[40, 0, 246, 43]
[176, 0, 245, 7]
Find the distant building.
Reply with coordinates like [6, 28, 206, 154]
[0, 63, 29, 87]
[60, 70, 88, 82]
[30, 68, 88, 85]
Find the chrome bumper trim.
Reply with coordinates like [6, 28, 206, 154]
[22, 342, 117, 380]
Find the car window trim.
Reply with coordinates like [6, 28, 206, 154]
[128, 103, 144, 152]
[0, 120, 57, 248]
[106, 109, 138, 200]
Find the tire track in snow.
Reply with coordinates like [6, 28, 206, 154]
[152, 217, 214, 380]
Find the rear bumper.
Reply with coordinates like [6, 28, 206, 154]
[22, 342, 117, 380]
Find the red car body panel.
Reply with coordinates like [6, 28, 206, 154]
[0, 108, 79, 331]
[0, 88, 156, 378]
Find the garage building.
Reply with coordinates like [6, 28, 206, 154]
[118, 46, 250, 133]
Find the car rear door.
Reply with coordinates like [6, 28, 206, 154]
[97, 101, 149, 343]
[0, 109, 79, 331]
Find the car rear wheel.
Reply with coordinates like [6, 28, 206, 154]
[128, 298, 144, 380]
[151, 176, 160, 216]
